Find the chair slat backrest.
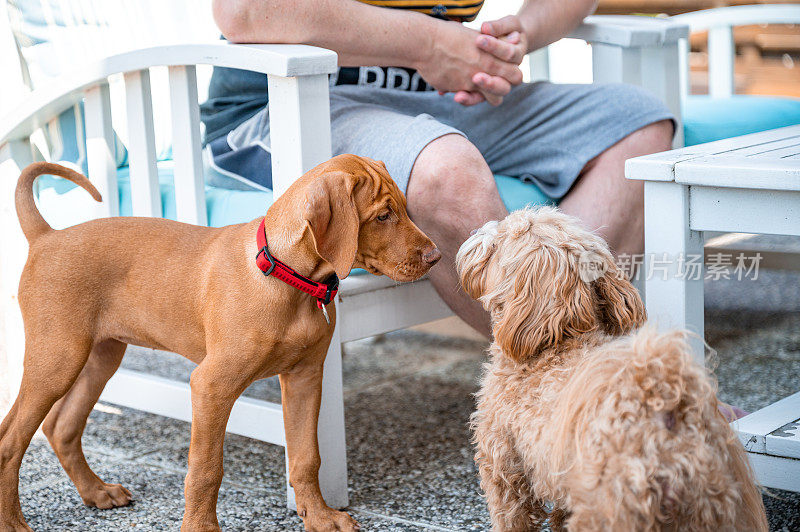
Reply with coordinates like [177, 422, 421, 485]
[3, 0, 220, 225]
[84, 82, 119, 217]
[672, 4, 800, 99]
[123, 68, 161, 218]
[169, 65, 207, 226]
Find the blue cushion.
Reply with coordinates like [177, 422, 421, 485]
[683, 95, 800, 146]
[36, 162, 554, 230]
[44, 105, 129, 175]
[495, 175, 555, 211]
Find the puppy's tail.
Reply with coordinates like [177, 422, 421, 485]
[15, 162, 102, 242]
[550, 327, 768, 531]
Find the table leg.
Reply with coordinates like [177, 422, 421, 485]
[643, 181, 705, 364]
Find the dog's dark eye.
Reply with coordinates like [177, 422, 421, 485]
[377, 212, 390, 222]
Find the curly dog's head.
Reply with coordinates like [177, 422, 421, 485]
[456, 207, 645, 362]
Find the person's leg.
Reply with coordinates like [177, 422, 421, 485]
[475, 82, 674, 287]
[558, 119, 674, 259]
[406, 121, 673, 337]
[536, 119, 747, 421]
[406, 134, 506, 336]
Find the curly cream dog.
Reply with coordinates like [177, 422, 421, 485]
[456, 207, 767, 531]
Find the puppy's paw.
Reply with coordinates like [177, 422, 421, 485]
[301, 507, 359, 532]
[80, 482, 132, 509]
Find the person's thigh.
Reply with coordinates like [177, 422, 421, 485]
[221, 88, 463, 194]
[448, 81, 675, 201]
[329, 96, 463, 193]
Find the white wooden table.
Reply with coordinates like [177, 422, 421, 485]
[626, 124, 800, 492]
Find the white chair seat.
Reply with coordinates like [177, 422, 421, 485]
[339, 272, 422, 296]
[337, 274, 449, 343]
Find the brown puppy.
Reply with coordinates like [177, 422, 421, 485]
[0, 154, 440, 532]
[457, 207, 767, 531]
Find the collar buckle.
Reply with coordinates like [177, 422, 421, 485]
[319, 275, 339, 307]
[257, 246, 276, 276]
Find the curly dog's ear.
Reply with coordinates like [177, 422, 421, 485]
[456, 223, 499, 301]
[592, 260, 646, 335]
[494, 247, 598, 362]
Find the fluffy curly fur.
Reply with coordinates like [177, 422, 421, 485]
[456, 207, 768, 531]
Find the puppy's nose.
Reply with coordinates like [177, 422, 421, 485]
[422, 247, 442, 266]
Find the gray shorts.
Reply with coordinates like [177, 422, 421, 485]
[208, 81, 674, 198]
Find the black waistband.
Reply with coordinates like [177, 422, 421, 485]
[333, 66, 435, 92]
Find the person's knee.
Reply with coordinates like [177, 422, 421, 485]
[407, 134, 497, 227]
[584, 118, 674, 182]
[636, 119, 674, 152]
[613, 119, 675, 162]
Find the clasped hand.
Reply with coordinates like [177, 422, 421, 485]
[416, 15, 529, 106]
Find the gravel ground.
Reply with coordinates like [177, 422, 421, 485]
[9, 268, 800, 531]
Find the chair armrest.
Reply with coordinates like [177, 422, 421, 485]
[0, 42, 338, 144]
[203, 42, 338, 77]
[671, 4, 800, 31]
[568, 15, 688, 48]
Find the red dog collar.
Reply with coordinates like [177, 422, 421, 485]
[255, 219, 339, 312]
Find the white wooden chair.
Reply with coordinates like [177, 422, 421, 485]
[673, 4, 800, 146]
[0, 3, 687, 510]
[672, 4, 800, 101]
[671, 4, 800, 271]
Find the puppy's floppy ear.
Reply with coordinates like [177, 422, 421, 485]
[494, 247, 598, 362]
[593, 260, 646, 335]
[304, 171, 360, 279]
